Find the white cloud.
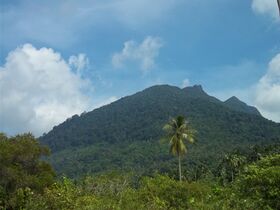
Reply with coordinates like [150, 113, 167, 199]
[181, 78, 190, 88]
[0, 44, 93, 136]
[252, 0, 279, 21]
[255, 53, 280, 121]
[112, 36, 163, 72]
[69, 53, 89, 75]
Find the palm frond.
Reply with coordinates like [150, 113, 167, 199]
[162, 115, 196, 157]
[176, 115, 185, 126]
[187, 136, 194, 143]
[171, 119, 178, 128]
[169, 135, 177, 145]
[163, 124, 173, 133]
[182, 133, 188, 139]
[179, 140, 187, 155]
[170, 141, 178, 155]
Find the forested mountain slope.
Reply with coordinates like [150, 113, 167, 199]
[40, 85, 280, 177]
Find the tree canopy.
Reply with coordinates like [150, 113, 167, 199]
[0, 133, 55, 209]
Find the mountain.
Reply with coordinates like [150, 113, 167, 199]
[40, 85, 280, 177]
[183, 85, 220, 103]
[224, 96, 261, 116]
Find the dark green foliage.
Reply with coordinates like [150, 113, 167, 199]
[234, 154, 280, 209]
[0, 143, 279, 210]
[0, 133, 55, 209]
[48, 141, 170, 177]
[25, 177, 88, 210]
[40, 85, 280, 178]
[137, 175, 212, 210]
[218, 153, 247, 184]
[22, 174, 214, 210]
[21, 156, 280, 210]
[216, 144, 280, 185]
[210, 153, 280, 210]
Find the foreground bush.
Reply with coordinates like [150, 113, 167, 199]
[0, 133, 55, 209]
[234, 154, 280, 209]
[23, 174, 214, 210]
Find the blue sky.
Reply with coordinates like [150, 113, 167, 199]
[1, 0, 280, 135]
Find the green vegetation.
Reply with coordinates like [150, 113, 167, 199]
[0, 133, 55, 209]
[235, 154, 280, 209]
[0, 134, 279, 209]
[40, 85, 280, 177]
[162, 115, 195, 181]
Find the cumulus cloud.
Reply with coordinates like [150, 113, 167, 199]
[252, 0, 279, 21]
[112, 36, 163, 72]
[0, 44, 92, 136]
[255, 53, 280, 121]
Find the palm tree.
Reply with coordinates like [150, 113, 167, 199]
[162, 116, 195, 182]
[222, 154, 246, 182]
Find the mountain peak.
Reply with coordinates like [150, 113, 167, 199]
[146, 84, 180, 91]
[226, 96, 240, 101]
[225, 96, 243, 104]
[183, 84, 203, 91]
[224, 96, 261, 116]
[192, 84, 203, 90]
[182, 85, 221, 103]
[182, 84, 206, 95]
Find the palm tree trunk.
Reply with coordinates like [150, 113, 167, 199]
[178, 155, 182, 182]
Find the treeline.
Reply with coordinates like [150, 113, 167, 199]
[0, 133, 279, 210]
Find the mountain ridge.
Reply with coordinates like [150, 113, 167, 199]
[40, 84, 280, 177]
[223, 95, 261, 116]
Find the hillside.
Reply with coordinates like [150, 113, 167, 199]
[40, 85, 280, 177]
[224, 96, 261, 116]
